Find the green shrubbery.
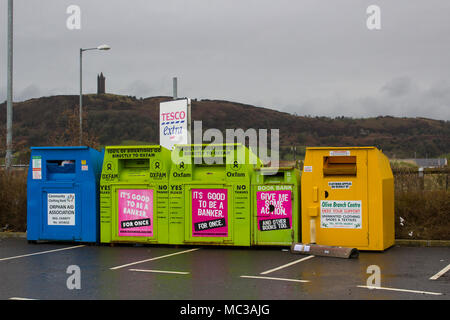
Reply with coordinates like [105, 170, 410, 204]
[0, 169, 27, 232]
[394, 169, 449, 240]
[395, 190, 449, 240]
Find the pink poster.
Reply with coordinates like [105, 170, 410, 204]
[191, 189, 228, 237]
[256, 190, 292, 231]
[118, 189, 153, 237]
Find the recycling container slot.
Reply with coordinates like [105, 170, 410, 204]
[46, 160, 76, 180]
[261, 171, 284, 177]
[260, 170, 285, 183]
[323, 156, 357, 176]
[118, 159, 150, 181]
[120, 159, 150, 168]
[192, 164, 226, 180]
[194, 163, 226, 167]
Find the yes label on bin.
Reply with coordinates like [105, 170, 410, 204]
[118, 189, 153, 237]
[257, 190, 292, 231]
[191, 189, 228, 237]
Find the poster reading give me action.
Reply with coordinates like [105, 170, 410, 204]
[256, 190, 292, 231]
[191, 189, 228, 237]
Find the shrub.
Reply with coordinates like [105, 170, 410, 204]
[395, 190, 450, 240]
[0, 169, 27, 232]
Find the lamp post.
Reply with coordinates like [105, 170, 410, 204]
[79, 44, 110, 145]
[5, 0, 13, 170]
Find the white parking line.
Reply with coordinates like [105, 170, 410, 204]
[241, 275, 310, 283]
[260, 255, 315, 275]
[110, 248, 200, 270]
[0, 245, 85, 262]
[357, 285, 442, 296]
[429, 264, 450, 280]
[129, 269, 190, 275]
[9, 297, 37, 300]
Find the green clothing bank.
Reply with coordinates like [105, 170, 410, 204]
[99, 144, 301, 247]
[100, 146, 172, 244]
[169, 143, 261, 246]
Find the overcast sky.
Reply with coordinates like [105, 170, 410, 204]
[1, 0, 450, 120]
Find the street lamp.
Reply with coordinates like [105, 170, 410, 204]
[5, 0, 13, 170]
[79, 44, 110, 145]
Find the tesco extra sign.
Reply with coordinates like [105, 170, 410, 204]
[160, 110, 186, 122]
[159, 99, 190, 151]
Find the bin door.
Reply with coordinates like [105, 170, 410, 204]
[316, 150, 369, 247]
[40, 184, 82, 241]
[186, 185, 233, 244]
[254, 185, 295, 246]
[111, 185, 158, 242]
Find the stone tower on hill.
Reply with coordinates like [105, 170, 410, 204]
[97, 73, 105, 94]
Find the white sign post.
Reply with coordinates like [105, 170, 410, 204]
[159, 98, 191, 150]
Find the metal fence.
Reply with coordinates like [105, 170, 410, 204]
[393, 167, 449, 192]
[0, 164, 28, 170]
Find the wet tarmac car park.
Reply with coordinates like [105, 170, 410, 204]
[0, 237, 448, 300]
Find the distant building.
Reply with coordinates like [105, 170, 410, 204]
[402, 158, 448, 168]
[97, 73, 105, 94]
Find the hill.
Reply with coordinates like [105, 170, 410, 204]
[0, 94, 449, 162]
